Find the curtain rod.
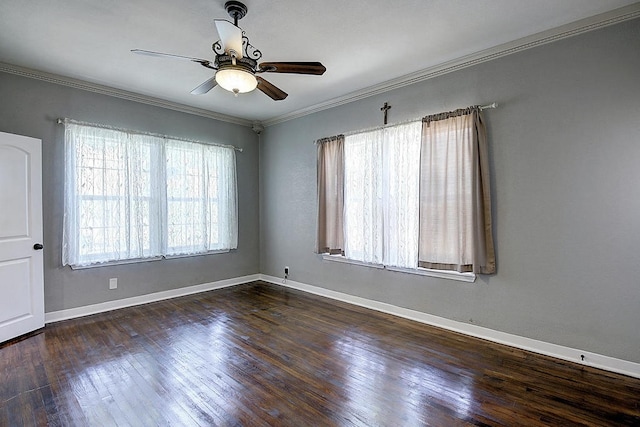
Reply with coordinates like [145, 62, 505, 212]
[57, 118, 243, 152]
[317, 102, 498, 141]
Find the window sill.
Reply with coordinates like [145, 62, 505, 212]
[69, 249, 231, 270]
[321, 254, 476, 283]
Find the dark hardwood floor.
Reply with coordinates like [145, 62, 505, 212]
[1, 281, 639, 426]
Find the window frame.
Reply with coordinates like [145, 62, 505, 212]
[325, 118, 478, 282]
[63, 122, 237, 269]
[321, 254, 476, 282]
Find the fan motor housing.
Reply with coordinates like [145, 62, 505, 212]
[215, 54, 257, 73]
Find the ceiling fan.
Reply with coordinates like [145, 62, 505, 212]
[132, 1, 326, 100]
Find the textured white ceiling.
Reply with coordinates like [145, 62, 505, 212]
[1, 0, 638, 124]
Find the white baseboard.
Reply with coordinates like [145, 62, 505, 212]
[43, 272, 640, 379]
[260, 274, 640, 379]
[44, 274, 260, 323]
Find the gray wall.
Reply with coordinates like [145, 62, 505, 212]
[0, 73, 260, 312]
[260, 19, 640, 363]
[1, 18, 638, 364]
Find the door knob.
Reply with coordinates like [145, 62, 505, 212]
[33, 243, 44, 250]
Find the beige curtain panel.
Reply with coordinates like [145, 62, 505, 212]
[316, 135, 345, 254]
[418, 107, 495, 274]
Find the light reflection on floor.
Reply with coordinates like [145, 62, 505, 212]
[65, 313, 243, 425]
[44, 301, 477, 425]
[334, 332, 474, 425]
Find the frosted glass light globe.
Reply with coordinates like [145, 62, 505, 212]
[215, 68, 258, 95]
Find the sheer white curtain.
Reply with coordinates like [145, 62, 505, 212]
[382, 122, 421, 268]
[344, 121, 421, 268]
[344, 129, 384, 264]
[164, 140, 238, 255]
[63, 123, 237, 267]
[205, 143, 238, 251]
[63, 124, 161, 265]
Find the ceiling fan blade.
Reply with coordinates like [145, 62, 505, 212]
[190, 76, 218, 95]
[258, 62, 326, 75]
[214, 19, 243, 58]
[256, 76, 288, 100]
[131, 49, 213, 68]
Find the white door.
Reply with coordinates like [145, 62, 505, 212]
[0, 131, 44, 343]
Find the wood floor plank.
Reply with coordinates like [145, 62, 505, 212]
[1, 281, 639, 426]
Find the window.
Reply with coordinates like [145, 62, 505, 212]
[63, 122, 238, 267]
[343, 121, 422, 268]
[316, 107, 495, 277]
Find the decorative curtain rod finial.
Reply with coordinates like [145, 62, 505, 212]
[480, 102, 498, 110]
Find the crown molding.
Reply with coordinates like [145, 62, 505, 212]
[0, 62, 253, 127]
[262, 3, 640, 127]
[2, 4, 638, 128]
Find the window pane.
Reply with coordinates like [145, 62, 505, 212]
[63, 123, 238, 266]
[343, 122, 421, 268]
[64, 125, 156, 265]
[165, 141, 206, 255]
[382, 122, 421, 268]
[344, 130, 384, 264]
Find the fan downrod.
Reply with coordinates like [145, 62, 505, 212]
[225, 1, 248, 25]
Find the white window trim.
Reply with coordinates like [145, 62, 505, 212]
[321, 254, 476, 283]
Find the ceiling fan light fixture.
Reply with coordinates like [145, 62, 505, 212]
[215, 67, 258, 95]
[132, 0, 324, 101]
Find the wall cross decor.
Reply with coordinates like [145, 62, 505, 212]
[380, 102, 391, 125]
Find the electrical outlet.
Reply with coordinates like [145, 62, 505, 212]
[284, 266, 289, 277]
[109, 278, 118, 290]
